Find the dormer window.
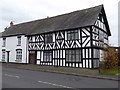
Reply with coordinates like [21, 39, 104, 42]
[17, 36, 21, 46]
[2, 38, 6, 47]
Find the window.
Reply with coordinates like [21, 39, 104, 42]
[45, 34, 53, 43]
[99, 31, 104, 47]
[17, 36, 21, 46]
[99, 31, 104, 42]
[2, 50, 5, 61]
[93, 49, 100, 58]
[67, 30, 79, 40]
[66, 50, 81, 62]
[43, 51, 52, 62]
[2, 38, 6, 47]
[16, 49, 22, 62]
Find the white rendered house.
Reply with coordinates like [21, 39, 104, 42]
[1, 22, 29, 63]
[0, 32, 2, 62]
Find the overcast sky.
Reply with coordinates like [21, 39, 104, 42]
[0, 0, 119, 46]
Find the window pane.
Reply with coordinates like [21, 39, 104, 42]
[16, 49, 22, 62]
[43, 51, 52, 62]
[45, 34, 53, 43]
[66, 50, 81, 62]
[18, 36, 21, 45]
[67, 30, 79, 40]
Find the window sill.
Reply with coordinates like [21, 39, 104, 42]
[15, 60, 22, 62]
[66, 62, 82, 63]
[41, 61, 52, 63]
[17, 45, 21, 46]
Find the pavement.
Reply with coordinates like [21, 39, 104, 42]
[1, 63, 119, 81]
[2, 67, 118, 88]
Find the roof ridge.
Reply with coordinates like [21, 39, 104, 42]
[3, 4, 106, 36]
[12, 4, 103, 27]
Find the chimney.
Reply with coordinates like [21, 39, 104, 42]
[5, 27, 8, 30]
[10, 21, 14, 27]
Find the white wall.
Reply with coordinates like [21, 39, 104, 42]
[0, 37, 2, 62]
[100, 50, 104, 61]
[1, 35, 28, 63]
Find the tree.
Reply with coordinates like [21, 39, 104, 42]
[101, 46, 118, 69]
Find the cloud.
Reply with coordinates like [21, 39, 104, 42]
[0, 0, 119, 46]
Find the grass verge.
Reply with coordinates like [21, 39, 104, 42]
[100, 67, 120, 75]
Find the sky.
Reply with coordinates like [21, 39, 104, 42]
[0, 0, 119, 46]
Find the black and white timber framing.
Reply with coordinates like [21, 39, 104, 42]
[27, 5, 111, 68]
[2, 5, 111, 68]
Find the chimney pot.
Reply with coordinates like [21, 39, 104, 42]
[5, 27, 7, 30]
[10, 21, 14, 26]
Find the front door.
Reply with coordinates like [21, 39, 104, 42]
[29, 51, 36, 64]
[6, 51, 10, 63]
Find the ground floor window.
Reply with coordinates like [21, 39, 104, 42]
[66, 49, 82, 62]
[2, 49, 5, 61]
[16, 49, 22, 62]
[43, 51, 52, 62]
[93, 49, 100, 59]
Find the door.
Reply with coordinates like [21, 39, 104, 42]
[6, 51, 10, 63]
[29, 51, 36, 64]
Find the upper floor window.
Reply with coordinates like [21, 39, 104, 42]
[2, 38, 6, 47]
[67, 30, 79, 40]
[17, 36, 21, 46]
[16, 49, 22, 62]
[45, 34, 53, 43]
[99, 31, 104, 42]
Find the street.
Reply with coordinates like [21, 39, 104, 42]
[2, 67, 118, 88]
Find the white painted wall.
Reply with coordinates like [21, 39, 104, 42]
[1, 35, 29, 63]
[0, 37, 2, 62]
[100, 50, 104, 61]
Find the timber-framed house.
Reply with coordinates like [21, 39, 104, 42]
[1, 5, 111, 68]
[27, 5, 111, 68]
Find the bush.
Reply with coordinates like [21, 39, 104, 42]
[118, 60, 120, 66]
[118, 52, 120, 66]
[100, 47, 118, 69]
[99, 61, 105, 69]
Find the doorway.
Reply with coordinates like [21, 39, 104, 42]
[29, 51, 37, 64]
[6, 51, 10, 63]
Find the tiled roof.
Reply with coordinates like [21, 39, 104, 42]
[2, 5, 111, 36]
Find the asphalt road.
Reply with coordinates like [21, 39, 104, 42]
[2, 67, 118, 89]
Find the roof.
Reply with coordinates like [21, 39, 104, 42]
[2, 5, 111, 37]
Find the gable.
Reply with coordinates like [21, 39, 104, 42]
[94, 7, 111, 36]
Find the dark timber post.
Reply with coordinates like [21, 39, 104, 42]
[90, 26, 94, 68]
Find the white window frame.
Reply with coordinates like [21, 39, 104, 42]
[17, 36, 21, 46]
[2, 50, 5, 61]
[16, 49, 22, 62]
[2, 38, 6, 47]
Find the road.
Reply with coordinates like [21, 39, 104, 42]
[2, 67, 118, 89]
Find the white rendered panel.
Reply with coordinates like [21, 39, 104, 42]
[37, 51, 40, 59]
